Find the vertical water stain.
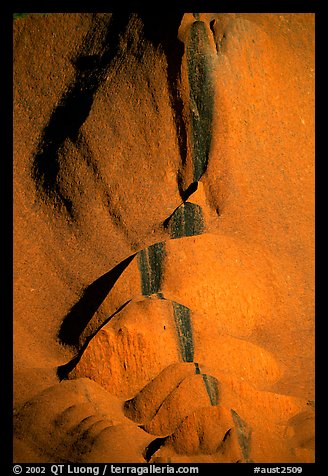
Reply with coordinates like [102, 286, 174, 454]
[194, 363, 219, 405]
[172, 301, 194, 362]
[202, 374, 219, 406]
[231, 409, 252, 461]
[186, 20, 214, 183]
[137, 242, 166, 296]
[168, 202, 205, 239]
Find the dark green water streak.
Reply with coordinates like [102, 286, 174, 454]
[186, 21, 214, 183]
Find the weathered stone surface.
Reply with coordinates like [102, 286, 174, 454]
[124, 363, 197, 424]
[14, 378, 154, 463]
[13, 12, 314, 463]
[164, 406, 241, 457]
[67, 287, 282, 397]
[77, 233, 278, 344]
[68, 298, 182, 397]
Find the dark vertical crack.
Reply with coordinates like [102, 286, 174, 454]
[143, 437, 167, 462]
[209, 19, 219, 54]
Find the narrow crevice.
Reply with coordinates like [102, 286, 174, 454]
[194, 362, 201, 374]
[209, 19, 219, 54]
[143, 437, 167, 462]
[162, 180, 199, 231]
[209, 19, 216, 36]
[181, 181, 198, 201]
[217, 32, 227, 53]
[222, 428, 232, 442]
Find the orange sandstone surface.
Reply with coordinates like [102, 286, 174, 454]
[13, 13, 314, 463]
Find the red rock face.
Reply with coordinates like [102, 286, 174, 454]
[13, 13, 314, 463]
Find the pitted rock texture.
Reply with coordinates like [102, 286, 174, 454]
[14, 378, 154, 463]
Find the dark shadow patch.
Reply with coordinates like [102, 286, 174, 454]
[57, 253, 136, 349]
[222, 427, 232, 442]
[180, 181, 198, 201]
[209, 19, 219, 54]
[143, 437, 167, 462]
[172, 301, 194, 362]
[194, 362, 201, 374]
[156, 292, 166, 300]
[137, 242, 166, 296]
